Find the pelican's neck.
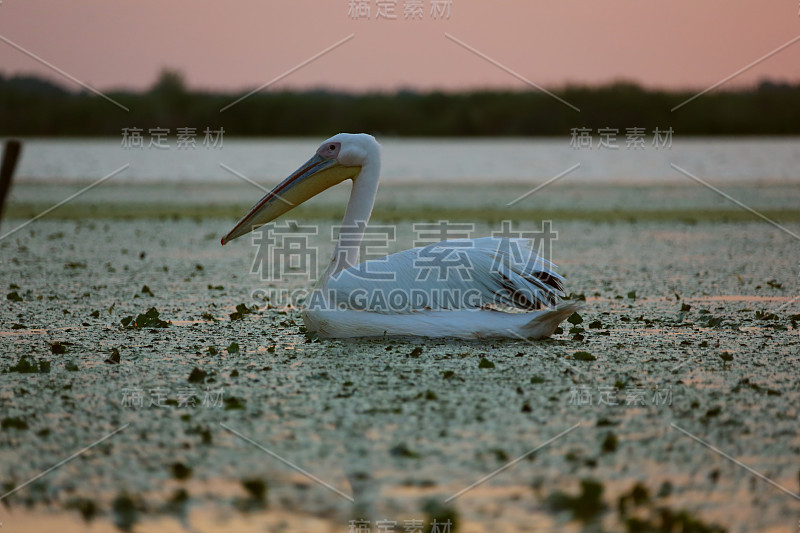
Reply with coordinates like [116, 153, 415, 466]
[325, 156, 380, 277]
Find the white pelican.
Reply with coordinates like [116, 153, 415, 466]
[222, 133, 579, 339]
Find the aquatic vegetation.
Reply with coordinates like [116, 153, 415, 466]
[573, 351, 596, 361]
[120, 307, 170, 328]
[546, 478, 606, 522]
[478, 357, 495, 369]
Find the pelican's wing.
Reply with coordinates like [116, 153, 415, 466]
[321, 237, 565, 314]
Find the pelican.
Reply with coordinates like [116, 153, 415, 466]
[222, 133, 579, 339]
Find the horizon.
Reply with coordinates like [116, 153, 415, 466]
[2, 69, 798, 96]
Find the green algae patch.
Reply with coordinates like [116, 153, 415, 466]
[478, 357, 495, 369]
[6, 356, 50, 374]
[573, 351, 596, 361]
[547, 479, 606, 522]
[121, 307, 170, 328]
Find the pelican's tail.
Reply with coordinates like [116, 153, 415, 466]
[519, 300, 583, 340]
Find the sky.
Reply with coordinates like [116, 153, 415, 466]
[0, 0, 798, 93]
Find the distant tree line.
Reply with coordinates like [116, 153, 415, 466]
[1, 70, 799, 136]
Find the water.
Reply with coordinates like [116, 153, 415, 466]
[10, 137, 800, 184]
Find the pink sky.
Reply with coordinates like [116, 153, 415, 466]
[0, 1, 798, 92]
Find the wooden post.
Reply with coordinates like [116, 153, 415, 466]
[0, 139, 22, 225]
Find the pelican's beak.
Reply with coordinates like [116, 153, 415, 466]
[221, 154, 360, 245]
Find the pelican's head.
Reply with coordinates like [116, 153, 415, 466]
[221, 133, 379, 245]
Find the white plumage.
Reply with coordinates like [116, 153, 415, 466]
[321, 237, 564, 312]
[223, 133, 579, 339]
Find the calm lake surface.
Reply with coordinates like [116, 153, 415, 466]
[10, 137, 800, 184]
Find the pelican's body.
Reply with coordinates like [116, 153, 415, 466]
[222, 133, 578, 339]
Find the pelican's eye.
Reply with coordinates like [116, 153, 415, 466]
[317, 141, 341, 159]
